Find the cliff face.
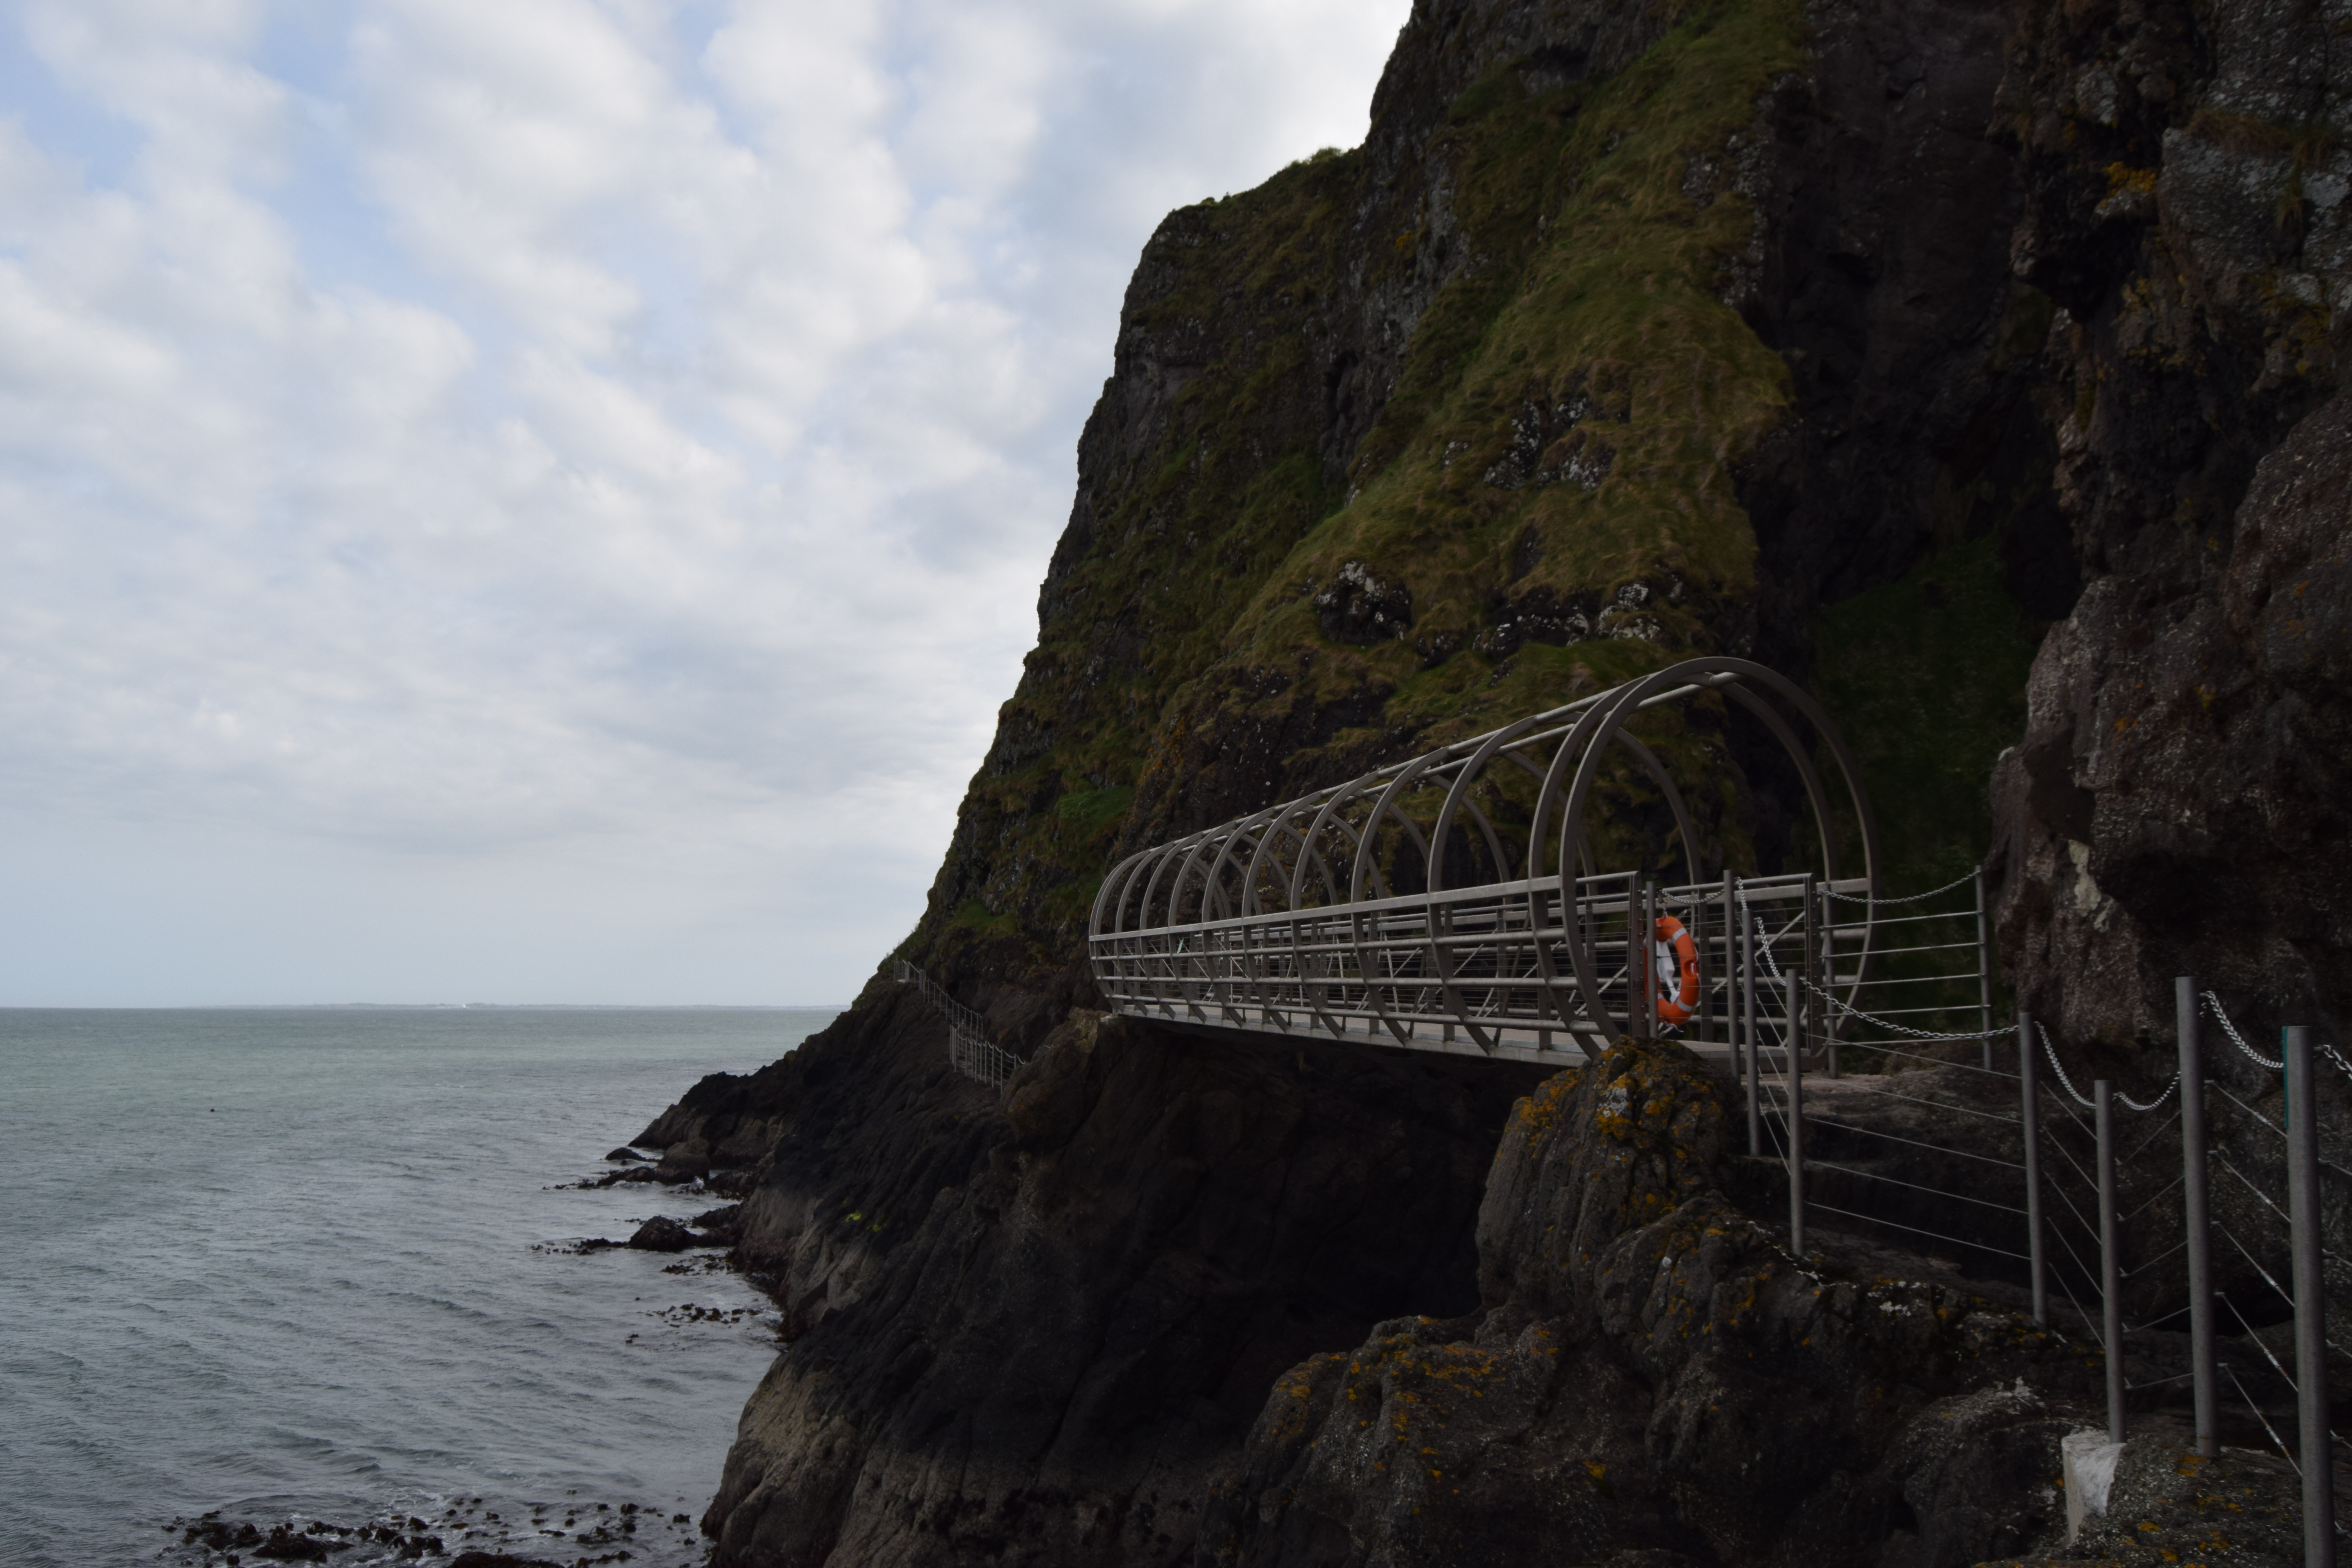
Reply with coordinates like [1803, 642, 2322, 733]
[911, 0, 2349, 1077]
[641, 0, 2350, 1560]
[916, 0, 2071, 1044]
[1983, 0, 2352, 1059]
[1198, 1044, 2084, 1568]
[674, 997, 1546, 1566]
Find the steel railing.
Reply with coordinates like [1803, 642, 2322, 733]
[895, 959, 1024, 1091]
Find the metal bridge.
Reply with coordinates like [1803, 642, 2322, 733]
[1086, 656, 1996, 1073]
[1076, 658, 2352, 1556]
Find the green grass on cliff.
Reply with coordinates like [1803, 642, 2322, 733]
[1225, 0, 1807, 730]
[915, 0, 2039, 983]
[1806, 535, 2041, 897]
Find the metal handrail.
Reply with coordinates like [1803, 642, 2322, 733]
[1089, 657, 1881, 1061]
[894, 959, 1024, 1090]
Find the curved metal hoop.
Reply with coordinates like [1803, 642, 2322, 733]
[1088, 656, 1882, 1059]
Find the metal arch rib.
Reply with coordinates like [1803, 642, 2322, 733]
[1424, 714, 1547, 1055]
[1350, 753, 1446, 1049]
[1083, 655, 1885, 1063]
[1285, 775, 1382, 1041]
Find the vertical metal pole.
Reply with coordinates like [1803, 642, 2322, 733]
[1646, 879, 1661, 1038]
[1788, 969, 1806, 1257]
[2177, 975, 2217, 1459]
[1635, 880, 1654, 1039]
[2287, 1024, 2336, 1566]
[1719, 871, 1735, 1062]
[1743, 893, 1760, 1156]
[1693, 883, 1710, 1045]
[2097, 1079, 2125, 1443]
[1820, 879, 1840, 1079]
[1975, 868, 1994, 1073]
[1801, 872, 1819, 1073]
[2020, 1008, 2047, 1325]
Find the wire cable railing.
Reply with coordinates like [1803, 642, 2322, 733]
[894, 959, 1026, 1091]
[1737, 943, 2341, 1560]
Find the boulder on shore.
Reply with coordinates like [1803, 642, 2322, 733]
[626, 1216, 697, 1252]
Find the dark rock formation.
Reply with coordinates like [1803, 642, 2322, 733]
[1198, 1042, 2091, 1567]
[668, 996, 1543, 1565]
[1988, 1435, 2309, 1566]
[1993, 388, 2352, 1053]
[1984, 0, 2351, 1061]
[626, 1216, 698, 1253]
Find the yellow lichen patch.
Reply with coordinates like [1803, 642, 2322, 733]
[1513, 1070, 1581, 1143]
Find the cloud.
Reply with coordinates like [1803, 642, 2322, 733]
[0, 0, 1408, 1004]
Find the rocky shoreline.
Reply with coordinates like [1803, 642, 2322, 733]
[156, 1141, 775, 1568]
[625, 1012, 2334, 1566]
[158, 1495, 708, 1568]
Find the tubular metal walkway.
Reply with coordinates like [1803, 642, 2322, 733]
[1087, 656, 1996, 1071]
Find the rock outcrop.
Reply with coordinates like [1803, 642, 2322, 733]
[1984, 0, 2352, 1060]
[687, 996, 1545, 1566]
[1198, 1042, 2091, 1568]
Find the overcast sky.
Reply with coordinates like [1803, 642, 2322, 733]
[0, 0, 1408, 1006]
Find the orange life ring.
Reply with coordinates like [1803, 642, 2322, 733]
[1651, 915, 1701, 1028]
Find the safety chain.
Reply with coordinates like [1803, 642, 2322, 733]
[2039, 1022, 2097, 1108]
[1806, 970, 2022, 1042]
[2201, 989, 2352, 1085]
[1733, 880, 2015, 1043]
[2119, 1074, 2180, 1113]
[1731, 878, 2184, 1101]
[2034, 1020, 2178, 1113]
[2204, 991, 2284, 1071]
[1818, 862, 1985, 906]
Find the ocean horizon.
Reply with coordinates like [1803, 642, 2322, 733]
[0, 1006, 832, 1568]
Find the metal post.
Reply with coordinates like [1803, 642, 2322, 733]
[2097, 1079, 2125, 1443]
[1719, 871, 1734, 1060]
[1691, 884, 1708, 1045]
[2020, 1008, 2047, 1325]
[1801, 872, 1819, 1072]
[1788, 969, 1806, 1257]
[1821, 879, 1840, 1079]
[1975, 867, 1994, 1073]
[2177, 975, 2217, 1459]
[2287, 1024, 2336, 1566]
[1743, 894, 1760, 1156]
[1635, 880, 1654, 1039]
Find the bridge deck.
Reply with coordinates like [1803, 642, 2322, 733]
[1085, 659, 1996, 1075]
[1092, 871, 1857, 1065]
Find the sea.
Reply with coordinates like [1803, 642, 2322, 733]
[0, 1006, 838, 1568]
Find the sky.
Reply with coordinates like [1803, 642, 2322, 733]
[0, 0, 1411, 1006]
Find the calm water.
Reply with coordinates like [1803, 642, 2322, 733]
[0, 1007, 835, 1568]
